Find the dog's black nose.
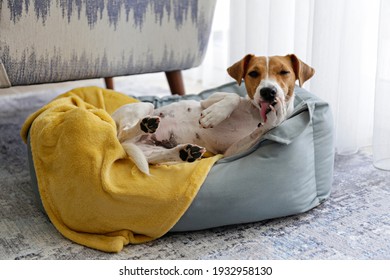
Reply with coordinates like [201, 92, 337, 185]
[260, 86, 277, 102]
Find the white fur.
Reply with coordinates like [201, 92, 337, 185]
[112, 91, 289, 174]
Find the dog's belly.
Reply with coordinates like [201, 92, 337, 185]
[150, 100, 204, 147]
[150, 100, 260, 154]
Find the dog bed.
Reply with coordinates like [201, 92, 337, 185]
[22, 83, 334, 252]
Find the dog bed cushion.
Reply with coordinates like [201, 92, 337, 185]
[23, 83, 334, 251]
[133, 82, 334, 232]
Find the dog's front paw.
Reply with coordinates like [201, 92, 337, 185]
[199, 107, 228, 128]
[179, 144, 206, 163]
[264, 97, 287, 128]
[140, 116, 160, 133]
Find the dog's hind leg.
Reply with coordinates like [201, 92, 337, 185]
[138, 143, 206, 165]
[112, 102, 160, 142]
[118, 116, 160, 142]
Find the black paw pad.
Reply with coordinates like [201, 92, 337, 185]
[179, 144, 205, 163]
[140, 117, 160, 133]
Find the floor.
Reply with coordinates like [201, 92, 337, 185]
[1, 76, 390, 260]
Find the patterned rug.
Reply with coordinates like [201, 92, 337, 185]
[1, 82, 390, 259]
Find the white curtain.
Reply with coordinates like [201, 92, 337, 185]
[373, 0, 390, 169]
[188, 0, 384, 155]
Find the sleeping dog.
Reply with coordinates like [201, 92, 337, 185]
[112, 54, 314, 174]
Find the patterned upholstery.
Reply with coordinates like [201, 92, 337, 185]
[0, 0, 216, 87]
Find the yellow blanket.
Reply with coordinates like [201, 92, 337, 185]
[21, 87, 221, 253]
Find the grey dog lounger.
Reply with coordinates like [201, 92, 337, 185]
[27, 82, 334, 232]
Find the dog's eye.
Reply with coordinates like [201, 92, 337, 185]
[280, 70, 290, 75]
[248, 71, 259, 78]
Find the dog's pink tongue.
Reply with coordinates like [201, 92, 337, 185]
[260, 101, 270, 122]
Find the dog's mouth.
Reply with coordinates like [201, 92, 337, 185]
[260, 101, 271, 122]
[259, 100, 277, 122]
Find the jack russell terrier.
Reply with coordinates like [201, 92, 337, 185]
[112, 54, 315, 174]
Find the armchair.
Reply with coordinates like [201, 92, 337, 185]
[0, 0, 216, 95]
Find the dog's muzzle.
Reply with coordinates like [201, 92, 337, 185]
[258, 86, 278, 122]
[260, 86, 277, 103]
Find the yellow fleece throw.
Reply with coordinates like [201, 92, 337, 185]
[21, 87, 222, 253]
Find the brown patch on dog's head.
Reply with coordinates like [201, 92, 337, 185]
[287, 54, 315, 87]
[227, 55, 265, 100]
[227, 54, 254, 86]
[227, 54, 315, 102]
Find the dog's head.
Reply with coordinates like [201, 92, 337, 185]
[227, 54, 314, 119]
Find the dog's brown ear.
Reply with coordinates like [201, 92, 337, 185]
[288, 54, 315, 87]
[227, 54, 254, 85]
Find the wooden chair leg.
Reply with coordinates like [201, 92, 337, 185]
[104, 77, 114, 90]
[165, 70, 185, 95]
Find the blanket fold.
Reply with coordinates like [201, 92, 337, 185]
[21, 86, 221, 253]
